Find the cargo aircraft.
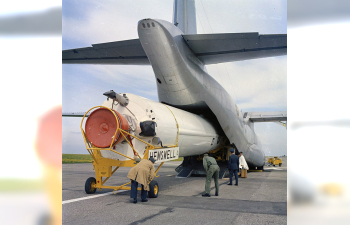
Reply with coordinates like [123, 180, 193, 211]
[63, 0, 287, 179]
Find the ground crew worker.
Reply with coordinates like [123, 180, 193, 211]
[239, 152, 249, 170]
[228, 148, 239, 186]
[127, 157, 155, 203]
[202, 153, 220, 197]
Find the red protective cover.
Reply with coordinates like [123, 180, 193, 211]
[85, 108, 129, 148]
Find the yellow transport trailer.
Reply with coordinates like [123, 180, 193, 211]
[80, 106, 180, 198]
[267, 157, 282, 167]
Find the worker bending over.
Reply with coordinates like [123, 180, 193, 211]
[127, 157, 155, 203]
[202, 153, 220, 197]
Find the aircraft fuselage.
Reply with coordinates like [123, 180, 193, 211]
[138, 19, 265, 167]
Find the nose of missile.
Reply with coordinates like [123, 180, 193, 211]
[85, 108, 129, 148]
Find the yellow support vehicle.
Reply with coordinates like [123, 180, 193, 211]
[267, 157, 282, 167]
[80, 106, 178, 198]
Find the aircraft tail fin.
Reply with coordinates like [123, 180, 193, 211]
[173, 0, 197, 34]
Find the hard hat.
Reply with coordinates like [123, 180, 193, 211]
[204, 153, 208, 157]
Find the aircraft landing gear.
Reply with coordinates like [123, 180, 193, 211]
[256, 165, 264, 171]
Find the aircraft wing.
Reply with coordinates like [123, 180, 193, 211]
[62, 39, 149, 65]
[62, 112, 89, 117]
[243, 111, 287, 122]
[183, 33, 287, 65]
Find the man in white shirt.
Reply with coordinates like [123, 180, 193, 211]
[239, 152, 249, 170]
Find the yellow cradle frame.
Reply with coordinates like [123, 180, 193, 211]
[80, 106, 179, 194]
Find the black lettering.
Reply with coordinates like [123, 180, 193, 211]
[170, 149, 174, 158]
[157, 151, 161, 161]
[167, 150, 170, 159]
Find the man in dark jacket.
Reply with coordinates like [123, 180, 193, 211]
[228, 148, 239, 186]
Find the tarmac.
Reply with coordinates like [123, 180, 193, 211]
[62, 157, 287, 224]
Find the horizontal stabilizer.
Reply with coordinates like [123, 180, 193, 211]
[62, 112, 89, 117]
[62, 39, 149, 65]
[183, 32, 286, 64]
[62, 32, 286, 65]
[243, 111, 287, 122]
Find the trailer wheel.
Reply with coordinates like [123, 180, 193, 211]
[148, 180, 159, 198]
[85, 177, 97, 194]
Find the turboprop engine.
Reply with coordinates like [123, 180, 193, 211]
[84, 91, 224, 163]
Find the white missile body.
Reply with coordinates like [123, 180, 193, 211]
[98, 93, 222, 161]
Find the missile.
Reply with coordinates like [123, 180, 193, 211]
[84, 92, 223, 162]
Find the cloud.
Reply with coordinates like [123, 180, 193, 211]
[62, 64, 158, 112]
[196, 0, 286, 34]
[62, 0, 173, 48]
[255, 122, 287, 156]
[206, 56, 287, 111]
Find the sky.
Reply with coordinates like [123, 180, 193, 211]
[62, 0, 287, 156]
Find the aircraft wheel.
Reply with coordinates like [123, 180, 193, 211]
[85, 177, 97, 194]
[148, 180, 159, 198]
[279, 163, 282, 167]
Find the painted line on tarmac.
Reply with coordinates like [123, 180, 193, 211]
[62, 190, 127, 205]
[265, 167, 283, 170]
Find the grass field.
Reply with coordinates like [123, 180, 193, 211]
[172, 157, 183, 161]
[62, 154, 183, 164]
[62, 154, 93, 164]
